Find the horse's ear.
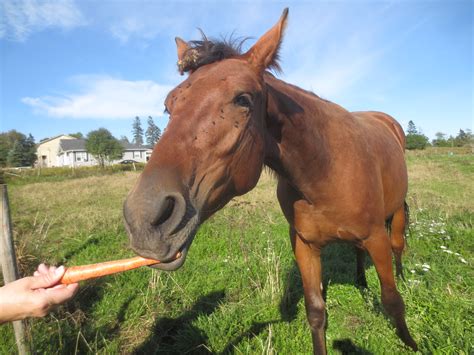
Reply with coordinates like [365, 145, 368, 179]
[243, 8, 288, 73]
[175, 37, 189, 61]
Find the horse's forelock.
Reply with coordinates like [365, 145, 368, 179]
[178, 32, 250, 73]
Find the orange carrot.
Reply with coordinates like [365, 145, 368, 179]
[59, 253, 180, 284]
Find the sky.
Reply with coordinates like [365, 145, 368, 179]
[0, 0, 472, 142]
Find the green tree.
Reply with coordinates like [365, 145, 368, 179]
[85, 128, 124, 167]
[7, 141, 25, 167]
[145, 116, 161, 146]
[6, 135, 36, 167]
[1, 131, 36, 167]
[454, 129, 473, 147]
[24, 134, 37, 165]
[432, 132, 449, 147]
[132, 117, 144, 145]
[120, 135, 130, 143]
[407, 120, 418, 135]
[0, 135, 10, 167]
[69, 132, 84, 139]
[405, 121, 429, 150]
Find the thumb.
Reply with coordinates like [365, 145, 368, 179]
[29, 266, 65, 289]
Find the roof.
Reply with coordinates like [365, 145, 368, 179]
[58, 138, 152, 152]
[120, 141, 152, 150]
[37, 134, 75, 146]
[59, 139, 87, 151]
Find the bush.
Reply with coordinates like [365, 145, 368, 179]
[406, 133, 430, 150]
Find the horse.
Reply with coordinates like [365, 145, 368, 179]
[123, 8, 418, 354]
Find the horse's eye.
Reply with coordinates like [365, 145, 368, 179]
[234, 93, 253, 109]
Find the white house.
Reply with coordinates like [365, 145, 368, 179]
[36, 135, 77, 167]
[36, 136, 153, 167]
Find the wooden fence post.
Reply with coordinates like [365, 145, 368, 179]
[0, 184, 29, 355]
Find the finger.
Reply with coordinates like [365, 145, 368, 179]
[34, 271, 40, 277]
[67, 283, 79, 296]
[29, 265, 66, 290]
[37, 263, 48, 274]
[45, 282, 79, 305]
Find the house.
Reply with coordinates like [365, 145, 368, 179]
[36, 136, 153, 167]
[36, 134, 77, 167]
[57, 139, 97, 167]
[119, 141, 153, 163]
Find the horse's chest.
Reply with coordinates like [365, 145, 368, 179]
[293, 200, 370, 246]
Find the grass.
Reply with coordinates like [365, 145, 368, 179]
[1, 163, 145, 187]
[1, 148, 473, 354]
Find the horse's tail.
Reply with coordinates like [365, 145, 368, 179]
[385, 215, 393, 234]
[385, 201, 410, 237]
[403, 200, 410, 239]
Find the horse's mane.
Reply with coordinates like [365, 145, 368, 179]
[178, 31, 248, 74]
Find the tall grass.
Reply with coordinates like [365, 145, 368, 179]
[0, 149, 472, 354]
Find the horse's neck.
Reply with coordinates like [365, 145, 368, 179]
[263, 74, 349, 192]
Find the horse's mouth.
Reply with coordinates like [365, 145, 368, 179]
[149, 233, 196, 271]
[144, 214, 199, 271]
[127, 209, 200, 271]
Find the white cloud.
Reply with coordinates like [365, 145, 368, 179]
[0, 0, 85, 41]
[22, 75, 173, 119]
[110, 17, 157, 44]
[107, 3, 187, 44]
[106, 2, 270, 45]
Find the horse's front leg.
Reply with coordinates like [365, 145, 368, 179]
[292, 230, 326, 354]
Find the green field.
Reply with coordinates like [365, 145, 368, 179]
[1, 149, 473, 354]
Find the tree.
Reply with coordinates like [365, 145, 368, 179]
[132, 117, 144, 145]
[405, 121, 429, 150]
[120, 135, 130, 143]
[69, 132, 84, 139]
[432, 132, 449, 147]
[85, 128, 124, 167]
[454, 129, 473, 147]
[407, 121, 417, 135]
[0, 135, 10, 167]
[1, 131, 36, 167]
[24, 134, 37, 165]
[146, 116, 161, 146]
[7, 141, 27, 167]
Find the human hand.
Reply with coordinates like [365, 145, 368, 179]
[0, 264, 79, 323]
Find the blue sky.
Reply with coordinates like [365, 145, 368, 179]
[1, 0, 472, 142]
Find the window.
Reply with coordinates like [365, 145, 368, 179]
[133, 151, 141, 158]
[75, 152, 87, 162]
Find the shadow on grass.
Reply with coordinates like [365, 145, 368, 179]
[278, 243, 377, 353]
[133, 290, 226, 354]
[220, 320, 281, 354]
[222, 244, 378, 353]
[279, 243, 375, 322]
[333, 339, 373, 354]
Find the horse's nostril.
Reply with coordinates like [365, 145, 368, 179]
[152, 196, 175, 227]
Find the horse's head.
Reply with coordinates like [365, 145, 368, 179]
[124, 9, 288, 270]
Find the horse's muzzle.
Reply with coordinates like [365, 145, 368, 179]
[123, 189, 199, 268]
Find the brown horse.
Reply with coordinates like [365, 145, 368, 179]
[124, 8, 418, 353]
